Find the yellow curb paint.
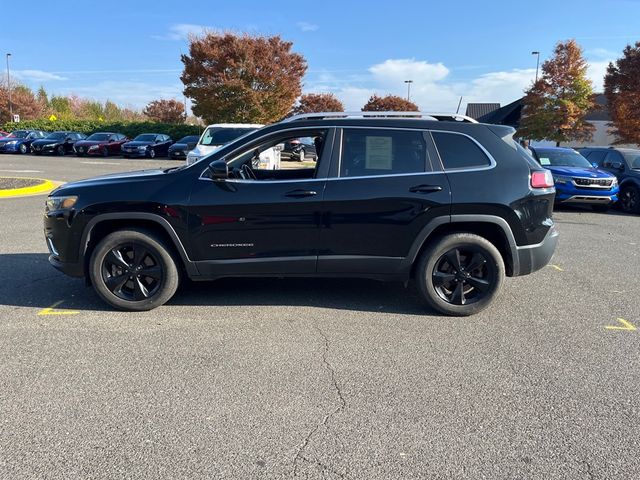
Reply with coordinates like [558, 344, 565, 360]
[37, 300, 80, 316]
[605, 318, 636, 331]
[549, 264, 563, 271]
[0, 177, 59, 198]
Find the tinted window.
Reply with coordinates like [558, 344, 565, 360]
[134, 134, 157, 142]
[46, 132, 66, 140]
[432, 131, 491, 169]
[583, 150, 606, 166]
[340, 129, 427, 177]
[622, 151, 640, 169]
[603, 151, 623, 167]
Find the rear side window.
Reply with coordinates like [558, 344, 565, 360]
[432, 131, 491, 170]
[603, 151, 623, 167]
[340, 129, 427, 177]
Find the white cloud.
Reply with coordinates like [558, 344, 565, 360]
[154, 23, 216, 41]
[586, 60, 612, 92]
[369, 58, 449, 84]
[297, 21, 319, 32]
[12, 70, 67, 82]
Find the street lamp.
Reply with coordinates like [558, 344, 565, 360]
[5, 53, 12, 121]
[404, 80, 413, 102]
[531, 51, 540, 83]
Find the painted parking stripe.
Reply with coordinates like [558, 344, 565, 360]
[81, 161, 121, 166]
[605, 318, 636, 331]
[37, 300, 80, 316]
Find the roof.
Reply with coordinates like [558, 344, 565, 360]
[205, 123, 264, 129]
[465, 103, 500, 120]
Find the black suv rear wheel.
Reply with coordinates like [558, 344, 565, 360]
[89, 229, 179, 311]
[619, 185, 640, 214]
[416, 233, 505, 316]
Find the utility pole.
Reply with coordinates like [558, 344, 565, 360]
[531, 51, 540, 83]
[6, 53, 13, 121]
[404, 80, 413, 102]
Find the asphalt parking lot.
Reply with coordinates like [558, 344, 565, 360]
[0, 154, 639, 479]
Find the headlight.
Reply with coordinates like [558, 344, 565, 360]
[88, 145, 98, 150]
[611, 177, 618, 186]
[45, 195, 78, 212]
[553, 175, 570, 184]
[138, 146, 147, 151]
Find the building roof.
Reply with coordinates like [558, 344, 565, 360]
[584, 94, 610, 121]
[465, 103, 500, 120]
[478, 98, 524, 127]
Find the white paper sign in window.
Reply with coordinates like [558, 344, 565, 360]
[365, 136, 393, 170]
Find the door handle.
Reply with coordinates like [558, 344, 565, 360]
[285, 189, 317, 198]
[409, 184, 443, 193]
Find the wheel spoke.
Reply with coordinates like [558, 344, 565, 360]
[105, 273, 129, 293]
[433, 271, 455, 286]
[106, 249, 130, 269]
[140, 265, 161, 280]
[466, 275, 490, 292]
[452, 281, 465, 305]
[132, 244, 148, 268]
[133, 277, 150, 300]
[466, 253, 486, 272]
[445, 249, 462, 272]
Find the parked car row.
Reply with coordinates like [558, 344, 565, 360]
[529, 146, 640, 214]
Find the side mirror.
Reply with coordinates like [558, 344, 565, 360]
[109, 138, 114, 143]
[207, 159, 228, 180]
[611, 161, 624, 170]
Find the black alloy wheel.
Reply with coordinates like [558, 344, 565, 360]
[101, 243, 163, 302]
[432, 247, 495, 306]
[56, 145, 65, 156]
[619, 185, 640, 213]
[102, 146, 109, 157]
[148, 148, 156, 159]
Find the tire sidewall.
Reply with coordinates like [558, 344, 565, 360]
[621, 185, 640, 213]
[417, 233, 505, 316]
[19, 144, 27, 154]
[89, 229, 179, 311]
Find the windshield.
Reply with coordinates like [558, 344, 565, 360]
[46, 132, 66, 140]
[87, 133, 111, 141]
[200, 127, 256, 146]
[134, 134, 157, 142]
[178, 135, 199, 143]
[8, 130, 28, 139]
[535, 149, 592, 168]
[622, 151, 640, 169]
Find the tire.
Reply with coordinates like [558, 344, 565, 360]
[102, 146, 109, 157]
[591, 204, 609, 213]
[19, 143, 27, 154]
[148, 148, 156, 159]
[123, 155, 130, 159]
[56, 145, 65, 156]
[415, 233, 505, 316]
[298, 148, 305, 161]
[619, 185, 640, 214]
[76, 152, 85, 157]
[89, 229, 180, 311]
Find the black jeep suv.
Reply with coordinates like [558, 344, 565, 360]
[44, 112, 558, 316]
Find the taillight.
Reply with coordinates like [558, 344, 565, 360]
[531, 170, 554, 189]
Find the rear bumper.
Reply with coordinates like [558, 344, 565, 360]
[515, 224, 559, 276]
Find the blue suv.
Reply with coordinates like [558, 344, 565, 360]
[579, 147, 640, 214]
[531, 147, 619, 212]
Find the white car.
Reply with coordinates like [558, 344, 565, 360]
[186, 123, 277, 166]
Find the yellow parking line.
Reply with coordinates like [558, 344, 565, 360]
[0, 177, 59, 198]
[605, 318, 636, 331]
[37, 300, 80, 316]
[549, 264, 563, 271]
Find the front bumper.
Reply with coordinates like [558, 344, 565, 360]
[555, 184, 619, 205]
[169, 150, 187, 159]
[122, 150, 149, 157]
[0, 143, 21, 153]
[515, 224, 559, 276]
[48, 254, 84, 277]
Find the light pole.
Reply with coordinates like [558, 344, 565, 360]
[5, 53, 13, 121]
[404, 80, 413, 102]
[531, 51, 540, 83]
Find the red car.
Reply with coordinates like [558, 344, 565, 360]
[0, 130, 9, 138]
[73, 132, 128, 157]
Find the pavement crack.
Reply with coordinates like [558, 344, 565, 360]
[292, 325, 347, 478]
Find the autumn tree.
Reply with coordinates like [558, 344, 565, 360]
[143, 99, 185, 123]
[0, 82, 41, 122]
[291, 93, 344, 115]
[362, 94, 419, 112]
[604, 42, 640, 144]
[181, 32, 307, 123]
[518, 40, 595, 146]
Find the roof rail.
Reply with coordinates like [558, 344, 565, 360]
[282, 111, 478, 123]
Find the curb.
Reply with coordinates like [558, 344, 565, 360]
[0, 177, 60, 198]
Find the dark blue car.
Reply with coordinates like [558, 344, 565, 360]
[531, 147, 619, 211]
[0, 130, 47, 154]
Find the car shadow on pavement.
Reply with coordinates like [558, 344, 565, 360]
[0, 253, 434, 316]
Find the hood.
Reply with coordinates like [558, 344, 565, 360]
[190, 145, 221, 156]
[170, 142, 196, 150]
[123, 140, 153, 147]
[546, 166, 615, 179]
[54, 168, 168, 194]
[32, 138, 62, 146]
[75, 139, 107, 147]
[0, 137, 24, 144]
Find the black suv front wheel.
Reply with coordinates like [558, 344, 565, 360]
[89, 229, 179, 311]
[416, 233, 505, 316]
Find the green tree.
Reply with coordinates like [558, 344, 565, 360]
[604, 41, 640, 144]
[49, 95, 73, 119]
[181, 32, 307, 123]
[518, 40, 595, 146]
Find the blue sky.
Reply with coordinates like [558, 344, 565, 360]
[2, 0, 640, 113]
